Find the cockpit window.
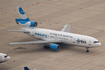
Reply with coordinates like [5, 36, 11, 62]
[4, 55, 8, 58]
[94, 41, 99, 43]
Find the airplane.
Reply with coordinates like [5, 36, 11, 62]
[0, 53, 10, 63]
[24, 67, 36, 70]
[7, 7, 101, 52]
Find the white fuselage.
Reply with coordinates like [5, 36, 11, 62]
[22, 27, 101, 48]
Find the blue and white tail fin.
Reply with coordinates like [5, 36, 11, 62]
[24, 67, 30, 70]
[15, 7, 38, 27]
[17, 7, 30, 21]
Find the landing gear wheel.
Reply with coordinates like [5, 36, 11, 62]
[44, 46, 49, 49]
[86, 47, 89, 52]
[86, 50, 89, 52]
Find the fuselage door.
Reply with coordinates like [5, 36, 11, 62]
[73, 38, 76, 43]
[88, 41, 91, 46]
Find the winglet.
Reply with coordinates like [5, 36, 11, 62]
[24, 67, 30, 70]
[61, 25, 71, 33]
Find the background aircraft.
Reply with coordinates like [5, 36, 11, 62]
[0, 53, 10, 63]
[7, 7, 101, 52]
[24, 67, 36, 70]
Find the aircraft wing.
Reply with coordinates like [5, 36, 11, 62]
[61, 25, 71, 33]
[6, 30, 30, 33]
[8, 40, 62, 45]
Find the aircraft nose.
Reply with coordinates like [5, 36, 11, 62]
[93, 42, 101, 47]
[99, 42, 101, 46]
[6, 56, 10, 61]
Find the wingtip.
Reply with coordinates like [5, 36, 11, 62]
[5, 30, 10, 31]
[6, 43, 16, 45]
[5, 43, 11, 45]
[5, 30, 13, 31]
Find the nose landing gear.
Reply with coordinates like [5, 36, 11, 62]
[86, 47, 89, 52]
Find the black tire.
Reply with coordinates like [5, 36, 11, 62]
[86, 50, 89, 52]
[44, 46, 50, 49]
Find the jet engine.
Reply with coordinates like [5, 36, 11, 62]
[44, 44, 60, 50]
[16, 21, 38, 27]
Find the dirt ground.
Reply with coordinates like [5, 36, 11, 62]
[0, 0, 105, 70]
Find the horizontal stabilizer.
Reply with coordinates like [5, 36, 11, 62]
[6, 30, 30, 33]
[61, 25, 71, 33]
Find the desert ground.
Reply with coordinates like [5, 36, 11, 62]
[0, 0, 105, 70]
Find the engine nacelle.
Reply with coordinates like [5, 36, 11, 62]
[17, 21, 38, 27]
[50, 44, 60, 50]
[44, 44, 60, 50]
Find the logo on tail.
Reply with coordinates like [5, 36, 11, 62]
[17, 7, 30, 21]
[19, 7, 25, 15]
[15, 7, 38, 27]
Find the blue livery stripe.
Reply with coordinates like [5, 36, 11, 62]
[15, 18, 30, 22]
[19, 21, 29, 24]
[19, 7, 25, 15]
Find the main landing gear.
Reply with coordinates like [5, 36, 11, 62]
[86, 47, 89, 52]
[44, 45, 50, 49]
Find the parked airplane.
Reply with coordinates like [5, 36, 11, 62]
[7, 7, 101, 52]
[0, 53, 10, 63]
[24, 67, 36, 70]
[24, 67, 29, 70]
